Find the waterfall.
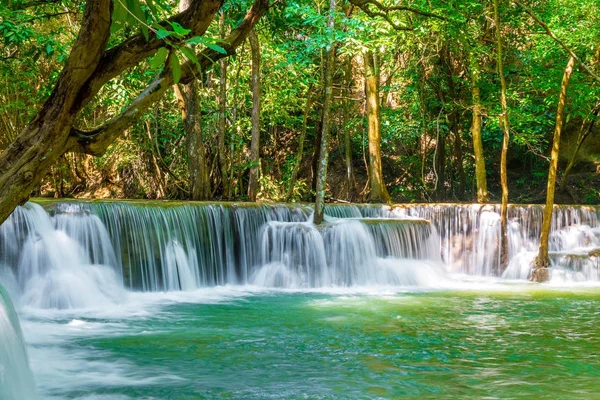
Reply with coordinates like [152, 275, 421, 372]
[326, 203, 600, 280]
[253, 217, 443, 287]
[1, 201, 599, 296]
[0, 284, 38, 400]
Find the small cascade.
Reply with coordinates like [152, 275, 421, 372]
[0, 284, 38, 400]
[256, 221, 329, 287]
[254, 217, 442, 287]
[0, 203, 124, 309]
[326, 203, 600, 280]
[163, 240, 201, 291]
[87, 202, 308, 290]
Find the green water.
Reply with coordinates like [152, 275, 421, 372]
[28, 287, 600, 399]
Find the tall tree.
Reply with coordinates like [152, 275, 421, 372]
[174, 81, 210, 200]
[286, 90, 313, 202]
[174, 0, 210, 201]
[247, 29, 261, 201]
[217, 11, 230, 198]
[364, 50, 390, 203]
[470, 62, 489, 203]
[314, 0, 336, 224]
[493, 0, 511, 271]
[532, 56, 576, 282]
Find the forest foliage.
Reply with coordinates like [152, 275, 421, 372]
[0, 0, 599, 203]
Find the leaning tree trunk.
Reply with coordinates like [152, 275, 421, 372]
[493, 0, 511, 272]
[559, 103, 599, 192]
[532, 56, 576, 282]
[0, 0, 112, 224]
[247, 29, 261, 201]
[0, 0, 269, 226]
[363, 50, 390, 203]
[314, 0, 336, 225]
[470, 63, 489, 203]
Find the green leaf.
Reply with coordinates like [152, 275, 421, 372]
[185, 36, 206, 45]
[131, 0, 149, 40]
[170, 22, 191, 37]
[181, 46, 201, 71]
[205, 42, 227, 54]
[125, 0, 137, 26]
[145, 0, 159, 16]
[171, 52, 181, 83]
[149, 47, 168, 68]
[111, 0, 127, 33]
[156, 29, 170, 39]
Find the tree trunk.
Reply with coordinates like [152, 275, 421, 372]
[174, 0, 210, 200]
[314, 0, 336, 224]
[559, 103, 599, 192]
[434, 130, 446, 200]
[470, 63, 489, 203]
[286, 90, 313, 202]
[342, 57, 355, 201]
[533, 56, 576, 282]
[247, 29, 261, 201]
[442, 49, 465, 200]
[363, 51, 390, 203]
[493, 0, 511, 272]
[217, 11, 229, 198]
[174, 82, 210, 200]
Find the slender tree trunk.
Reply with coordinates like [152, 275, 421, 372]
[286, 90, 313, 201]
[144, 120, 166, 198]
[217, 11, 229, 198]
[493, 0, 511, 272]
[470, 63, 489, 202]
[342, 57, 355, 200]
[363, 51, 390, 203]
[559, 103, 599, 192]
[434, 129, 446, 200]
[442, 49, 465, 200]
[174, 83, 211, 200]
[533, 56, 576, 282]
[175, 0, 210, 200]
[314, 0, 336, 224]
[248, 29, 261, 201]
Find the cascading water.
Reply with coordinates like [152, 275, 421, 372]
[0, 284, 38, 400]
[0, 202, 125, 309]
[0, 200, 599, 301]
[253, 216, 443, 287]
[0, 200, 597, 400]
[326, 203, 600, 281]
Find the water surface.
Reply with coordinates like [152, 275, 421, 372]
[23, 283, 600, 399]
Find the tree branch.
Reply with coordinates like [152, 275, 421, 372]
[349, 0, 449, 31]
[68, 0, 270, 156]
[74, 0, 224, 110]
[513, 0, 600, 83]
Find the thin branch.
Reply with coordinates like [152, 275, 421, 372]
[349, 0, 449, 32]
[513, 0, 600, 83]
[21, 11, 77, 23]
